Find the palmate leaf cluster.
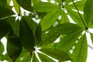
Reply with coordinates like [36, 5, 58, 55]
[0, 0, 93, 62]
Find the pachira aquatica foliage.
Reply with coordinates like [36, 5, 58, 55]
[0, 0, 93, 62]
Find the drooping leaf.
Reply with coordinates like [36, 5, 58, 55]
[84, 0, 93, 27]
[16, 0, 33, 12]
[34, 2, 60, 12]
[0, 18, 11, 39]
[41, 9, 61, 31]
[40, 47, 71, 61]
[38, 53, 54, 62]
[19, 18, 35, 52]
[15, 48, 31, 62]
[38, 23, 83, 47]
[0, 6, 14, 19]
[7, 32, 22, 61]
[31, 52, 39, 62]
[71, 34, 87, 62]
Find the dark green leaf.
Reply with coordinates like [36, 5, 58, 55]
[19, 18, 35, 52]
[71, 34, 87, 62]
[41, 9, 61, 31]
[7, 34, 22, 61]
[84, 0, 93, 27]
[0, 0, 7, 6]
[38, 53, 54, 62]
[34, 2, 60, 12]
[15, 49, 31, 62]
[35, 24, 42, 45]
[0, 18, 11, 39]
[16, 0, 33, 11]
[0, 6, 14, 19]
[40, 47, 71, 61]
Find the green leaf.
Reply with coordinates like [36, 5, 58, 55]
[84, 0, 93, 27]
[13, 0, 20, 14]
[38, 23, 83, 47]
[0, 0, 7, 6]
[67, 8, 85, 28]
[0, 6, 14, 19]
[90, 33, 93, 44]
[35, 24, 42, 45]
[19, 18, 35, 52]
[7, 0, 11, 5]
[57, 30, 82, 53]
[7, 33, 22, 61]
[38, 53, 54, 62]
[32, 0, 40, 5]
[60, 10, 69, 24]
[23, 16, 38, 35]
[15, 49, 31, 62]
[31, 52, 39, 62]
[34, 2, 60, 12]
[40, 47, 71, 61]
[71, 34, 87, 62]
[16, 0, 33, 12]
[0, 18, 11, 39]
[41, 9, 61, 31]
[0, 41, 4, 54]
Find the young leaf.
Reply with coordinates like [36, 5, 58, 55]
[0, 6, 14, 19]
[40, 47, 71, 61]
[38, 53, 54, 62]
[84, 0, 93, 27]
[16, 0, 33, 12]
[7, 34, 22, 61]
[34, 2, 60, 12]
[71, 34, 88, 62]
[19, 18, 35, 52]
[41, 10, 61, 31]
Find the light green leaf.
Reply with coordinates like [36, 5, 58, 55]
[34, 2, 60, 12]
[41, 10, 61, 31]
[32, 0, 41, 5]
[67, 8, 85, 28]
[19, 18, 35, 52]
[0, 41, 4, 54]
[71, 34, 88, 62]
[84, 0, 93, 27]
[31, 52, 39, 62]
[90, 33, 93, 44]
[0, 6, 14, 19]
[15, 49, 31, 62]
[57, 30, 82, 53]
[40, 47, 71, 61]
[13, 0, 20, 14]
[16, 0, 33, 11]
[38, 53, 54, 62]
